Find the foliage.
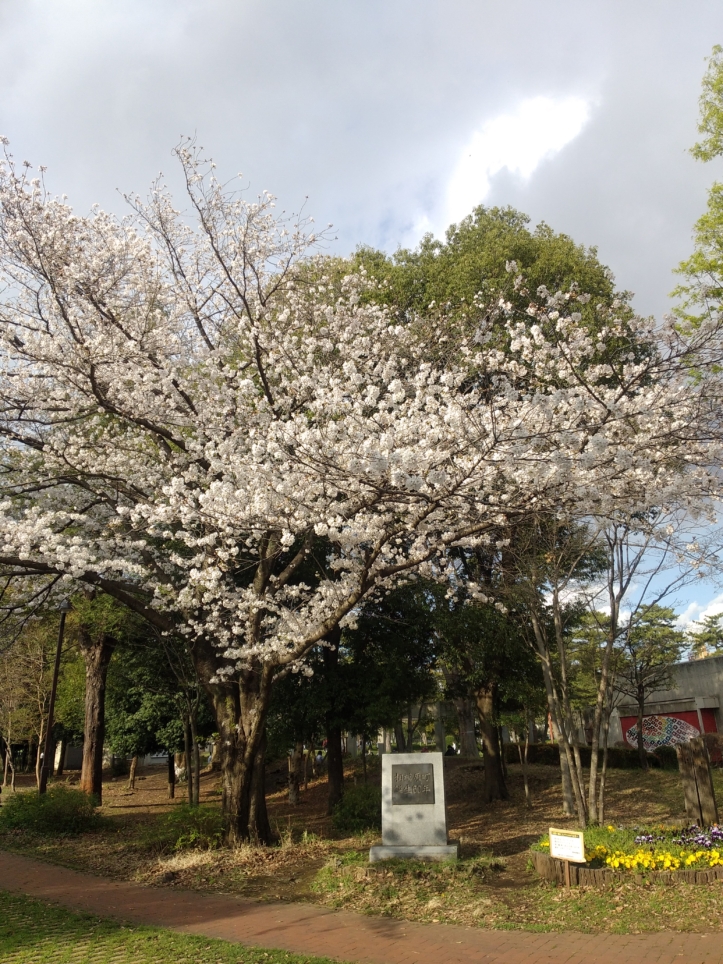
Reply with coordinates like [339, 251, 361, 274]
[141, 804, 224, 853]
[105, 639, 210, 759]
[267, 582, 438, 756]
[0, 890, 335, 964]
[686, 612, 723, 658]
[674, 46, 723, 324]
[352, 206, 620, 329]
[331, 783, 381, 833]
[690, 45, 723, 163]
[0, 139, 710, 686]
[616, 605, 686, 706]
[0, 786, 101, 835]
[0, 137, 720, 836]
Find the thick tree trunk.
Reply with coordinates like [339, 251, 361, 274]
[128, 754, 138, 790]
[394, 721, 407, 753]
[209, 675, 272, 845]
[187, 637, 275, 844]
[167, 751, 176, 799]
[475, 683, 507, 802]
[455, 698, 479, 758]
[78, 630, 115, 804]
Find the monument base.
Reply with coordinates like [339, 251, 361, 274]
[369, 842, 460, 863]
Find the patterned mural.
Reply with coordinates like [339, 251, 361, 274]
[624, 715, 699, 751]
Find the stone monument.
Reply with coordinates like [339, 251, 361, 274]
[369, 752, 459, 862]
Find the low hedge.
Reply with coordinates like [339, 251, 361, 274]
[504, 742, 679, 770]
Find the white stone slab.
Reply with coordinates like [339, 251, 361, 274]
[371, 752, 455, 861]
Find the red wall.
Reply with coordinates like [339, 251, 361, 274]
[620, 709, 719, 752]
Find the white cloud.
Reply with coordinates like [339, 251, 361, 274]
[679, 593, 723, 630]
[444, 96, 591, 228]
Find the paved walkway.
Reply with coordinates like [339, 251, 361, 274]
[1, 851, 722, 964]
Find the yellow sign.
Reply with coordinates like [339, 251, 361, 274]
[549, 827, 585, 863]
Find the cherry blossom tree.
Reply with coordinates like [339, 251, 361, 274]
[0, 139, 718, 840]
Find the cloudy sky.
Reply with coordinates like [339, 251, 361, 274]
[1, 0, 723, 623]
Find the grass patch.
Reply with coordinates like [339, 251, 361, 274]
[311, 846, 723, 933]
[0, 889, 337, 964]
[0, 787, 101, 836]
[313, 850, 506, 922]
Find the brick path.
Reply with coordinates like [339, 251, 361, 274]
[1, 850, 722, 964]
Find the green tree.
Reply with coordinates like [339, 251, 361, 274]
[353, 207, 619, 325]
[616, 605, 686, 769]
[686, 611, 723, 659]
[673, 46, 723, 325]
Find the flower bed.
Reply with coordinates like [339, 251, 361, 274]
[531, 824, 723, 886]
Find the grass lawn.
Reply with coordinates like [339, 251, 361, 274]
[2, 758, 723, 934]
[0, 890, 336, 964]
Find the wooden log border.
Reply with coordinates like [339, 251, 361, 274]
[530, 849, 723, 886]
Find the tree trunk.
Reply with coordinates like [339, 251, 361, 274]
[361, 736, 367, 783]
[34, 727, 43, 788]
[183, 715, 194, 805]
[518, 738, 531, 807]
[598, 707, 611, 824]
[128, 754, 138, 790]
[55, 737, 67, 777]
[288, 741, 303, 804]
[475, 682, 507, 802]
[78, 630, 115, 804]
[530, 615, 578, 819]
[189, 708, 201, 806]
[394, 721, 407, 753]
[187, 637, 275, 844]
[167, 751, 175, 799]
[3, 743, 14, 790]
[210, 736, 222, 771]
[587, 629, 616, 823]
[208, 675, 272, 845]
[636, 686, 648, 770]
[455, 698, 479, 758]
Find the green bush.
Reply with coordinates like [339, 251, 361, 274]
[331, 784, 381, 834]
[0, 786, 100, 835]
[143, 804, 224, 853]
[651, 745, 679, 770]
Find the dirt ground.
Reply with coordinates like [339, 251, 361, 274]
[3, 756, 723, 933]
[1, 755, 701, 894]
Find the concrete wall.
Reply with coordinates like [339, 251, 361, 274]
[610, 654, 723, 746]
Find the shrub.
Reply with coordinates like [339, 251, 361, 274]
[143, 804, 224, 853]
[331, 784, 381, 834]
[651, 745, 679, 770]
[0, 786, 100, 836]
